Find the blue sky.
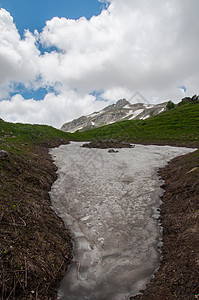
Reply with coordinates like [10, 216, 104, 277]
[0, 0, 198, 128]
[0, 0, 107, 102]
[0, 0, 106, 36]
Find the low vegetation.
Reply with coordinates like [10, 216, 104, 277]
[0, 99, 198, 298]
[70, 102, 199, 147]
[0, 120, 73, 299]
[0, 119, 72, 147]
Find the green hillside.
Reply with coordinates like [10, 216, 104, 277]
[70, 102, 199, 146]
[0, 119, 72, 143]
[0, 119, 73, 153]
[0, 119, 74, 299]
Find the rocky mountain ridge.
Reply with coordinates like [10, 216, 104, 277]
[61, 99, 168, 133]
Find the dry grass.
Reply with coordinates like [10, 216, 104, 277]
[0, 140, 72, 299]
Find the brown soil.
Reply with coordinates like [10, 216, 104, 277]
[0, 139, 73, 299]
[82, 139, 133, 149]
[131, 148, 199, 300]
[1, 138, 199, 299]
[129, 140, 199, 149]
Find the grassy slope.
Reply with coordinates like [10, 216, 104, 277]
[0, 102, 198, 298]
[70, 102, 199, 146]
[0, 120, 73, 299]
[0, 119, 73, 148]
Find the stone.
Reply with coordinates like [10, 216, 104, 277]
[82, 139, 133, 149]
[61, 100, 168, 133]
[0, 150, 10, 161]
[108, 149, 119, 153]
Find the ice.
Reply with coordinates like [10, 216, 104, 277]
[50, 142, 195, 300]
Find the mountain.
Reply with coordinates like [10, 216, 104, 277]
[68, 100, 199, 146]
[61, 99, 168, 132]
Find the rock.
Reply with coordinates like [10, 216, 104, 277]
[178, 94, 199, 106]
[0, 150, 10, 161]
[61, 99, 168, 133]
[82, 140, 134, 149]
[108, 149, 119, 153]
[115, 98, 129, 107]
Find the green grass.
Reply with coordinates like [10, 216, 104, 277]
[0, 119, 74, 299]
[0, 119, 73, 143]
[0, 119, 73, 153]
[0, 101, 199, 152]
[70, 102, 199, 144]
[0, 119, 74, 219]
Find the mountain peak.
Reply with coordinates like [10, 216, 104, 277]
[115, 99, 130, 107]
[61, 100, 168, 133]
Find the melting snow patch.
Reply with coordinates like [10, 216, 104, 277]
[140, 115, 150, 120]
[129, 109, 144, 119]
[144, 104, 154, 109]
[124, 104, 132, 109]
[50, 143, 196, 300]
[89, 112, 100, 118]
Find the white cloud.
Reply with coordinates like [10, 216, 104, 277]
[102, 87, 132, 103]
[0, 1, 199, 127]
[0, 9, 40, 89]
[0, 91, 106, 128]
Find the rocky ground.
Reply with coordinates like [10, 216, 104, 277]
[0, 138, 198, 299]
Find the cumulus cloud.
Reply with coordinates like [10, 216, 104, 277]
[0, 9, 40, 89]
[0, 91, 107, 128]
[0, 1, 199, 127]
[37, 0, 199, 98]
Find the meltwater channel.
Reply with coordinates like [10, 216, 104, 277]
[49, 142, 195, 300]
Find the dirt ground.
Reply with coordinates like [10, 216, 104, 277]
[1, 139, 199, 299]
[131, 147, 199, 300]
[0, 139, 73, 299]
[81, 139, 133, 149]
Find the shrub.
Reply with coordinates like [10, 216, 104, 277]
[167, 100, 176, 110]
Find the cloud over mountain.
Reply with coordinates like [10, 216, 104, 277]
[0, 0, 199, 127]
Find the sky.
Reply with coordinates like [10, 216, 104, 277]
[0, 0, 199, 128]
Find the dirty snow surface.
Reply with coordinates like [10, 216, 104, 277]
[49, 143, 195, 300]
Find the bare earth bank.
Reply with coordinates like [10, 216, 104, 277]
[130, 148, 199, 300]
[0, 139, 73, 299]
[1, 140, 198, 299]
